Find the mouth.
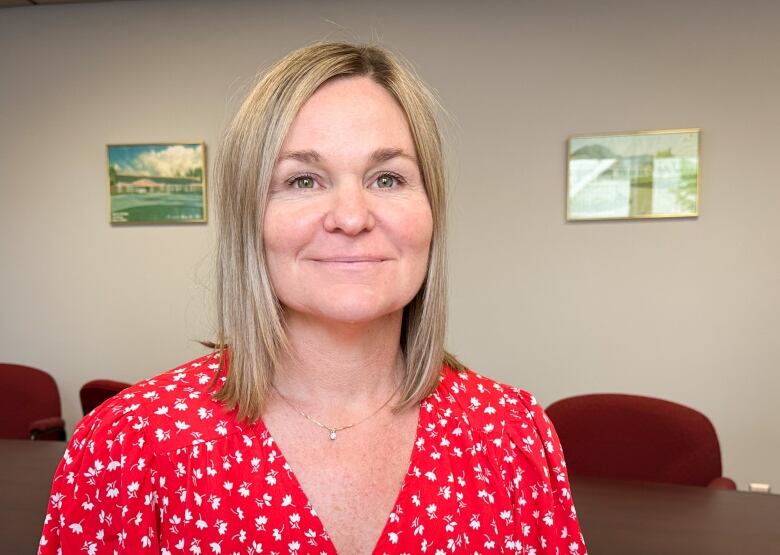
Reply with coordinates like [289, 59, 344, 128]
[312, 256, 388, 263]
[306, 256, 390, 269]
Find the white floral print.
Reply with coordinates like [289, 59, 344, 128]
[39, 352, 586, 554]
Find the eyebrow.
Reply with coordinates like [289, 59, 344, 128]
[277, 147, 417, 165]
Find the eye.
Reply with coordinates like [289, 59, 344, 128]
[373, 172, 405, 189]
[288, 174, 316, 189]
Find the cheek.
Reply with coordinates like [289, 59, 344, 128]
[262, 204, 315, 270]
[262, 218, 286, 271]
[400, 203, 434, 255]
[398, 204, 433, 303]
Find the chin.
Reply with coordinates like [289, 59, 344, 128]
[283, 290, 409, 327]
[314, 300, 400, 326]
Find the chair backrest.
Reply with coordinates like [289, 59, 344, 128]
[546, 393, 723, 487]
[0, 363, 63, 439]
[80, 379, 131, 415]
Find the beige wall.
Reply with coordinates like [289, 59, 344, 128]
[1, 0, 778, 490]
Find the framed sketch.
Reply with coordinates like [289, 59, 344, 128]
[567, 129, 700, 221]
[107, 142, 207, 224]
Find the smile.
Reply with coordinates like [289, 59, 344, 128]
[313, 256, 387, 263]
[308, 257, 389, 268]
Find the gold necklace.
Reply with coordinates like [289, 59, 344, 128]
[271, 381, 401, 440]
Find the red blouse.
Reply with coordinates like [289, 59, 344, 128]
[39, 352, 586, 554]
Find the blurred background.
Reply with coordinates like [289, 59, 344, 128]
[1, 0, 778, 491]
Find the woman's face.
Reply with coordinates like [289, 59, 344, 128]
[264, 76, 434, 326]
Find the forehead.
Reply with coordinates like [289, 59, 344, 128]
[280, 76, 416, 157]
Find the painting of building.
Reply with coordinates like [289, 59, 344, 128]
[107, 143, 207, 223]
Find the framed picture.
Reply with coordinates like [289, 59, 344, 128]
[567, 129, 700, 221]
[107, 142, 207, 224]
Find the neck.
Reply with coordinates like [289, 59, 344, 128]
[272, 309, 405, 409]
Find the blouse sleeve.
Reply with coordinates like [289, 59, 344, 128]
[503, 388, 587, 554]
[38, 398, 161, 554]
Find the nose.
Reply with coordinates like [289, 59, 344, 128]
[323, 182, 376, 235]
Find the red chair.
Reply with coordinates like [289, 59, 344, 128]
[80, 379, 131, 415]
[546, 393, 737, 489]
[0, 363, 66, 441]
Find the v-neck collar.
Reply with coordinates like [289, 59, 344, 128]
[252, 396, 430, 554]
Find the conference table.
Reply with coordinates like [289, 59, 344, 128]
[2, 439, 779, 554]
[570, 475, 780, 554]
[1, 439, 65, 554]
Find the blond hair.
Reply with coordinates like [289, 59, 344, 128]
[213, 41, 462, 421]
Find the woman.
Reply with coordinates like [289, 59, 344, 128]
[39, 42, 586, 554]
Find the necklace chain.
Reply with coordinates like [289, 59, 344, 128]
[271, 381, 401, 440]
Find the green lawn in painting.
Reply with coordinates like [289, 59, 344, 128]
[111, 191, 204, 223]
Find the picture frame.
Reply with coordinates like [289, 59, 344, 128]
[107, 142, 207, 224]
[566, 129, 700, 221]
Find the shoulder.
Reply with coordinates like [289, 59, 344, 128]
[431, 369, 586, 552]
[40, 352, 231, 552]
[434, 365, 561, 475]
[433, 364, 543, 431]
[77, 350, 244, 457]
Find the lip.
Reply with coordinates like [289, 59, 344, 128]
[311, 256, 388, 263]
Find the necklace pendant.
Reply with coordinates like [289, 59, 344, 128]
[329, 430, 337, 440]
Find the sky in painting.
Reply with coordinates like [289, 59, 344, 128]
[108, 144, 203, 177]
